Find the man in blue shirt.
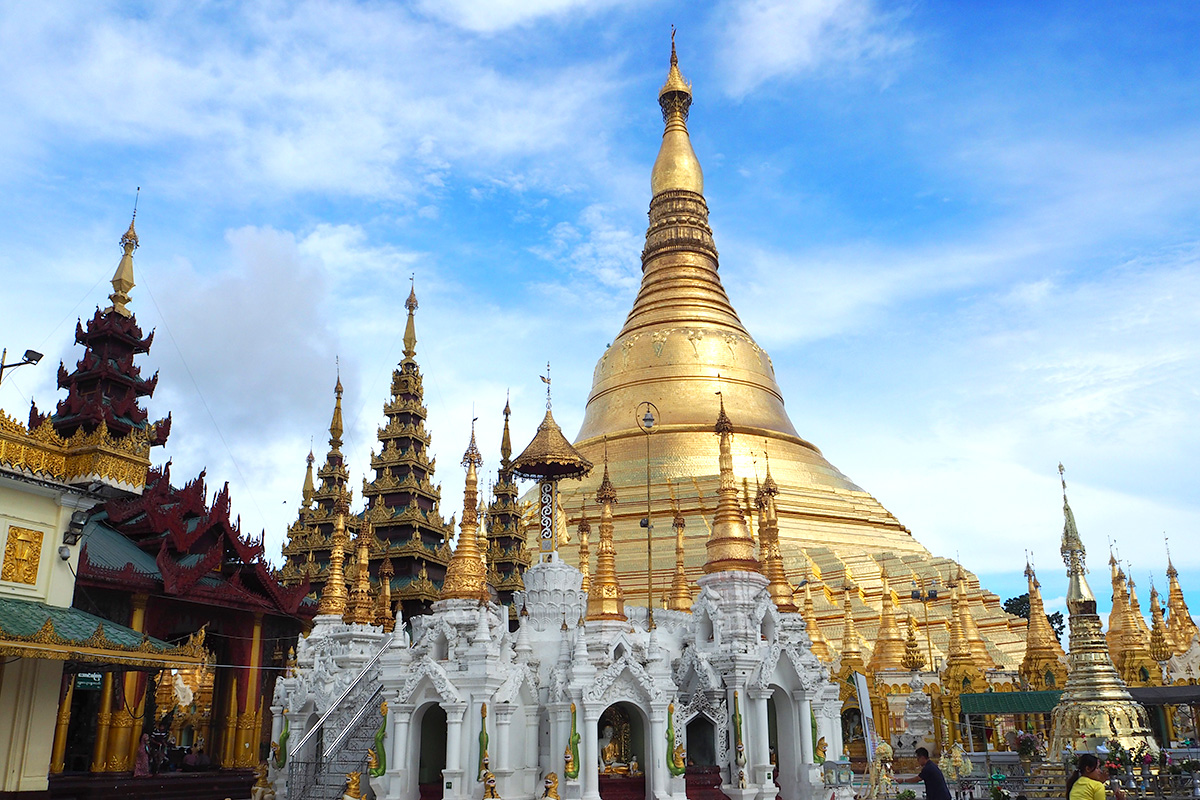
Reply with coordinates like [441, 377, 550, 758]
[900, 747, 952, 800]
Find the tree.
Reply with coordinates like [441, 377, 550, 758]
[1003, 593, 1065, 640]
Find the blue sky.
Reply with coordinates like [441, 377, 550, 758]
[1, 1, 1198, 624]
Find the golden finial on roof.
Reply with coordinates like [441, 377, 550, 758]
[107, 189, 139, 317]
[329, 367, 345, 449]
[403, 277, 419, 359]
[953, 567, 993, 669]
[512, 367, 592, 481]
[652, 30, 703, 196]
[440, 425, 490, 602]
[703, 394, 760, 574]
[500, 392, 513, 469]
[302, 449, 316, 509]
[587, 441, 626, 621]
[946, 582, 972, 665]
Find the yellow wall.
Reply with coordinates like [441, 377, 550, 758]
[0, 476, 88, 608]
[0, 657, 64, 793]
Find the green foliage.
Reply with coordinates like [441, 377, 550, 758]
[1003, 593, 1065, 639]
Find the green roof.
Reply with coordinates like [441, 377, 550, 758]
[0, 596, 204, 669]
[960, 690, 1062, 714]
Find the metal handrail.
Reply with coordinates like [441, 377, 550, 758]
[292, 633, 394, 756]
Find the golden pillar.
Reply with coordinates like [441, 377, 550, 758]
[90, 672, 114, 772]
[107, 593, 147, 771]
[233, 612, 265, 767]
[50, 673, 76, 773]
[220, 679, 238, 767]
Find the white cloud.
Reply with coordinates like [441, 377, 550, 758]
[416, 0, 634, 34]
[715, 0, 911, 96]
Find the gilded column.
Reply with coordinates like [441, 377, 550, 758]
[221, 679, 239, 767]
[117, 593, 149, 770]
[90, 672, 115, 773]
[51, 673, 76, 773]
[234, 612, 265, 766]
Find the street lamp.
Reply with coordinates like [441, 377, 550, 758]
[636, 401, 659, 628]
[911, 575, 940, 671]
[0, 348, 43, 385]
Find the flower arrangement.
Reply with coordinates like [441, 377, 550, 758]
[897, 790, 917, 800]
[1015, 731, 1043, 759]
[989, 785, 1012, 800]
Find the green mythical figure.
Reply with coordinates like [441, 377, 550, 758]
[666, 701, 686, 777]
[271, 715, 289, 769]
[478, 703, 489, 781]
[367, 702, 388, 778]
[564, 703, 581, 780]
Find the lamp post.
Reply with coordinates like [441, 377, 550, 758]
[637, 401, 659, 629]
[911, 576, 940, 672]
[0, 348, 43, 386]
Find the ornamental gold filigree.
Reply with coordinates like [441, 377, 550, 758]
[2, 525, 43, 584]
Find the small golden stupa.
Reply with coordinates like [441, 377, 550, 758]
[1049, 465, 1155, 758]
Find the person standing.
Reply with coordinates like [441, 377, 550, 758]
[900, 747, 952, 800]
[1067, 754, 1126, 800]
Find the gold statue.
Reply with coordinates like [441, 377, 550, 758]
[562, 742, 574, 776]
[815, 737, 828, 763]
[251, 761, 276, 800]
[671, 742, 686, 773]
[482, 769, 501, 799]
[542, 772, 560, 799]
[344, 771, 362, 800]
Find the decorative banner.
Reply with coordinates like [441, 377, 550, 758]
[853, 671, 878, 762]
[538, 480, 556, 558]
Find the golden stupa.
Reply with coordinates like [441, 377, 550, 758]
[542, 40, 1027, 667]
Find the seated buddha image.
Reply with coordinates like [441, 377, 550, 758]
[598, 706, 640, 777]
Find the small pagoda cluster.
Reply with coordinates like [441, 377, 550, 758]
[281, 286, 538, 623]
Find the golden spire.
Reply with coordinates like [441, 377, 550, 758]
[901, 615, 925, 672]
[869, 572, 906, 671]
[703, 396, 761, 574]
[802, 576, 832, 661]
[329, 371, 345, 453]
[403, 279, 419, 360]
[576, 500, 591, 593]
[652, 31, 702, 197]
[1059, 464, 1096, 613]
[1048, 464, 1156, 758]
[1127, 573, 1152, 641]
[1024, 560, 1065, 658]
[667, 503, 693, 611]
[954, 566, 994, 669]
[375, 557, 395, 632]
[107, 199, 138, 317]
[1020, 558, 1066, 689]
[1165, 541, 1198, 653]
[946, 581, 973, 666]
[345, 518, 375, 625]
[756, 454, 797, 611]
[586, 444, 626, 621]
[301, 449, 315, 509]
[500, 393, 513, 470]
[1106, 554, 1131, 661]
[440, 424, 489, 601]
[1149, 582, 1172, 664]
[839, 586, 864, 668]
[316, 492, 351, 616]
